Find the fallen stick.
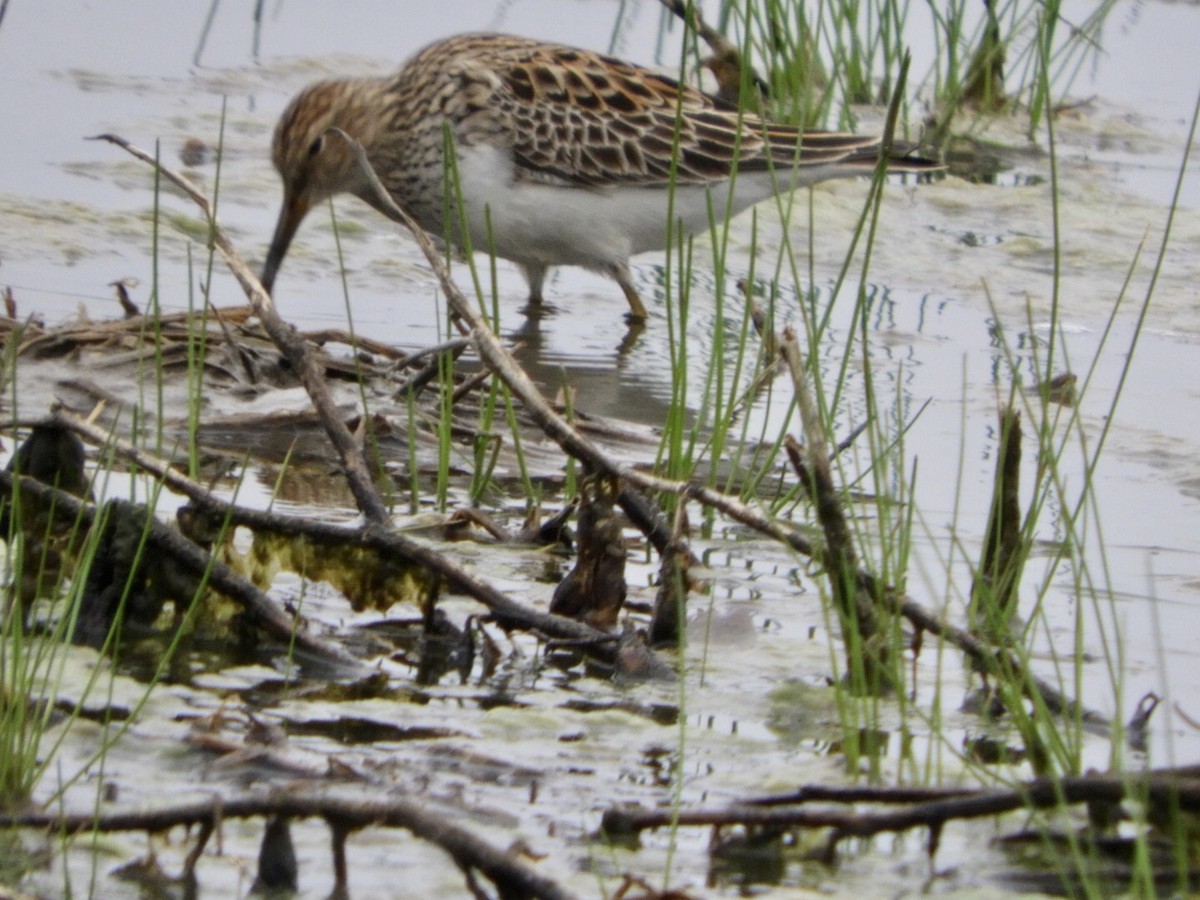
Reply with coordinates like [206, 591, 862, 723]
[88, 136, 632, 655]
[0, 789, 579, 900]
[0, 467, 364, 672]
[48, 407, 623, 649]
[602, 768, 1200, 842]
[90, 133, 390, 526]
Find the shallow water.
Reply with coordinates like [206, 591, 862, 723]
[2, 1, 1200, 898]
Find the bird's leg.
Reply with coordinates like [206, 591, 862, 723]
[519, 262, 548, 310]
[610, 262, 648, 322]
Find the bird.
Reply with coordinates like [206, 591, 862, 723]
[261, 32, 939, 321]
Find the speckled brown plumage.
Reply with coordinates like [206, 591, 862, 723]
[262, 33, 939, 320]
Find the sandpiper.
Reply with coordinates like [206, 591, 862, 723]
[262, 32, 938, 320]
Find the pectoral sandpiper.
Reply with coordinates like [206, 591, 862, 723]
[262, 32, 938, 321]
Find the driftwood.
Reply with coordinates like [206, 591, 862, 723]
[77, 136, 694, 665]
[972, 406, 1025, 634]
[781, 326, 891, 691]
[91, 133, 391, 526]
[328, 128, 1107, 730]
[602, 768, 1200, 861]
[43, 407, 634, 654]
[0, 791, 579, 900]
[0, 466, 365, 672]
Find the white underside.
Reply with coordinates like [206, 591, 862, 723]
[450, 143, 837, 275]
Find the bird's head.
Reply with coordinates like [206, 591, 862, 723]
[261, 80, 381, 294]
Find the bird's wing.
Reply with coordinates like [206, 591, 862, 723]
[443, 36, 880, 188]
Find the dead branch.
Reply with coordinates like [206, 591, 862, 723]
[781, 326, 889, 688]
[330, 126, 701, 563]
[0, 467, 364, 671]
[302, 327, 413, 361]
[86, 136, 648, 664]
[656, 0, 770, 106]
[972, 406, 1024, 634]
[602, 769, 1200, 844]
[0, 790, 579, 900]
[84, 131, 1100, 728]
[48, 407, 629, 653]
[90, 133, 390, 526]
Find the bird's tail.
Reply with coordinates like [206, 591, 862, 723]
[762, 125, 941, 177]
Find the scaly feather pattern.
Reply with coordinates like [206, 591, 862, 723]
[263, 33, 939, 321]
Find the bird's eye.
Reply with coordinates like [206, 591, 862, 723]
[308, 136, 323, 157]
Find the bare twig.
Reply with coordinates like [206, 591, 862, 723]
[87, 135, 630, 657]
[90, 133, 390, 526]
[781, 327, 888, 687]
[47, 407, 624, 652]
[81, 130, 1097, 729]
[0, 467, 364, 671]
[656, 0, 770, 106]
[603, 769, 1200, 842]
[0, 791, 579, 900]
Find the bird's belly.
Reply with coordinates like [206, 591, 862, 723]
[447, 145, 772, 270]
[471, 184, 677, 266]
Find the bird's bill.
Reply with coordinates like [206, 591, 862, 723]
[260, 189, 312, 296]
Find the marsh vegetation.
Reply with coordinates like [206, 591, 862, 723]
[1, 1, 1198, 897]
